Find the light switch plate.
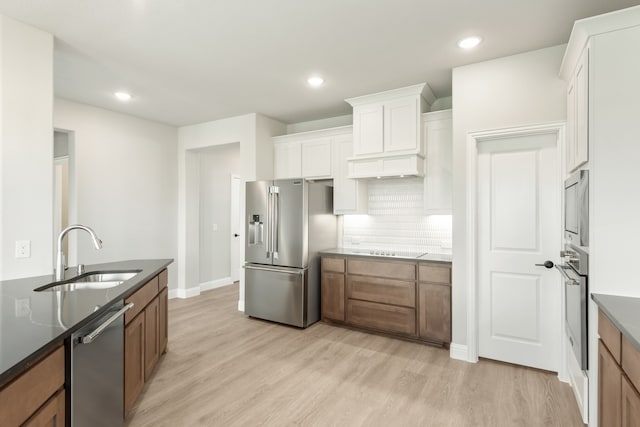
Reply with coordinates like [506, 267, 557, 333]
[15, 240, 31, 258]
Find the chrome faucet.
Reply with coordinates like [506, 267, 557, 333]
[55, 224, 103, 281]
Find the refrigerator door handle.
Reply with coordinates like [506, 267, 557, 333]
[273, 189, 279, 259]
[244, 264, 307, 275]
[265, 191, 271, 258]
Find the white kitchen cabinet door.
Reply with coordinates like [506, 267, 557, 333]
[352, 103, 384, 156]
[423, 110, 452, 214]
[301, 138, 332, 179]
[274, 142, 301, 179]
[566, 78, 577, 172]
[574, 48, 589, 169]
[566, 47, 589, 173]
[384, 96, 420, 153]
[333, 135, 367, 215]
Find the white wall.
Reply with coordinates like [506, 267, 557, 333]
[451, 45, 567, 356]
[0, 16, 54, 280]
[53, 98, 178, 289]
[198, 143, 240, 284]
[177, 113, 285, 305]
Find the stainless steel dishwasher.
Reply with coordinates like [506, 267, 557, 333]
[71, 301, 133, 427]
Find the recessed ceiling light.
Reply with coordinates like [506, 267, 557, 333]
[457, 36, 482, 49]
[114, 92, 132, 101]
[307, 76, 324, 88]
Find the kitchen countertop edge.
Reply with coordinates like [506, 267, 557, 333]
[319, 248, 452, 264]
[0, 258, 173, 389]
[591, 293, 640, 352]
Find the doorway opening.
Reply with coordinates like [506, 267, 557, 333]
[53, 129, 76, 265]
[197, 143, 241, 292]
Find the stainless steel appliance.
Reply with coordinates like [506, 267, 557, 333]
[564, 170, 589, 247]
[244, 179, 336, 327]
[556, 244, 589, 369]
[71, 302, 133, 426]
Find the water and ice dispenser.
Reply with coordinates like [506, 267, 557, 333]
[248, 214, 263, 246]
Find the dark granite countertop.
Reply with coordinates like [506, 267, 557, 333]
[592, 293, 640, 351]
[319, 248, 452, 264]
[0, 258, 172, 388]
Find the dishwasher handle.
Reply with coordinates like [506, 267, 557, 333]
[79, 302, 134, 344]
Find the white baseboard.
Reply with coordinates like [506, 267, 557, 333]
[175, 286, 200, 299]
[450, 343, 474, 362]
[168, 277, 234, 300]
[200, 277, 233, 292]
[237, 300, 244, 312]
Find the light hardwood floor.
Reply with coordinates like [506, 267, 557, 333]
[126, 283, 584, 427]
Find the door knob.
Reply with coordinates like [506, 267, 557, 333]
[535, 260, 554, 269]
[234, 233, 240, 237]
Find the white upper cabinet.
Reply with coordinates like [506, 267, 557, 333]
[353, 104, 384, 156]
[273, 126, 367, 214]
[301, 138, 332, 179]
[274, 141, 302, 179]
[333, 134, 367, 215]
[384, 96, 420, 153]
[565, 47, 589, 173]
[345, 83, 435, 178]
[273, 134, 332, 180]
[423, 110, 452, 215]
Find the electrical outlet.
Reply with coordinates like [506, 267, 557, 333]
[15, 240, 31, 258]
[212, 224, 218, 232]
[15, 298, 30, 317]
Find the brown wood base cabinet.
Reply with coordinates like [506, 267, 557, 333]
[0, 346, 65, 427]
[598, 309, 640, 426]
[321, 256, 451, 345]
[124, 269, 169, 417]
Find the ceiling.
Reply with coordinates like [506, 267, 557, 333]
[0, 1, 638, 127]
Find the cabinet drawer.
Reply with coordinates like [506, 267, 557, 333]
[0, 346, 64, 426]
[158, 269, 168, 290]
[347, 259, 415, 281]
[347, 276, 415, 308]
[347, 299, 416, 336]
[322, 257, 345, 273]
[418, 263, 451, 285]
[622, 335, 640, 392]
[599, 310, 621, 363]
[125, 275, 159, 324]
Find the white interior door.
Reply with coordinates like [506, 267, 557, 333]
[230, 175, 241, 282]
[477, 132, 561, 372]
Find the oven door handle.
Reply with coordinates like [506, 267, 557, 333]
[555, 264, 580, 286]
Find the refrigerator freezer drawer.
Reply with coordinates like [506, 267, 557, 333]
[245, 264, 308, 327]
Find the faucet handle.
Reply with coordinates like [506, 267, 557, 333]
[77, 264, 85, 275]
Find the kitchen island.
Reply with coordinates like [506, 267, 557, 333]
[319, 249, 452, 346]
[0, 258, 172, 425]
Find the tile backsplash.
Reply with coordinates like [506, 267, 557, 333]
[342, 177, 452, 255]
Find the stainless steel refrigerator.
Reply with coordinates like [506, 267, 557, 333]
[244, 179, 336, 327]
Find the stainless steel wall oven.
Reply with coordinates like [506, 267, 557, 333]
[564, 170, 589, 247]
[557, 244, 588, 369]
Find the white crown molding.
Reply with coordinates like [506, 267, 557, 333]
[345, 82, 435, 107]
[272, 125, 352, 143]
[560, 5, 640, 81]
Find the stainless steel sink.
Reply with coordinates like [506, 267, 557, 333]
[35, 270, 140, 292]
